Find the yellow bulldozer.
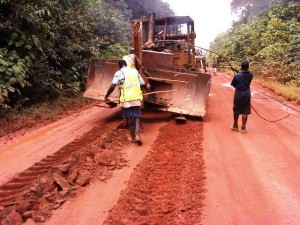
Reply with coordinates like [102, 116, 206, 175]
[84, 13, 211, 118]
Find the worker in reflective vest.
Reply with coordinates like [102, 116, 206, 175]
[119, 67, 143, 103]
[104, 59, 147, 145]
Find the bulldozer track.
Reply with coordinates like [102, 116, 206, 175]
[0, 120, 125, 207]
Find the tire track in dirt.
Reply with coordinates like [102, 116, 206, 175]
[0, 130, 99, 205]
[104, 119, 206, 225]
[0, 118, 129, 223]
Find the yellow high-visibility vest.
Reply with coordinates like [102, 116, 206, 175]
[119, 67, 143, 103]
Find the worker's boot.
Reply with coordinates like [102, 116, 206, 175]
[128, 126, 135, 141]
[127, 119, 135, 142]
[135, 117, 142, 145]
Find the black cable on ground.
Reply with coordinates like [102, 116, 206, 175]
[250, 104, 290, 122]
[190, 43, 291, 122]
[250, 96, 291, 122]
[221, 76, 291, 122]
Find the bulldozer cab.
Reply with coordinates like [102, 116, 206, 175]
[131, 14, 198, 70]
[84, 13, 211, 118]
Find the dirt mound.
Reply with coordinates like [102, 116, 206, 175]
[104, 119, 206, 225]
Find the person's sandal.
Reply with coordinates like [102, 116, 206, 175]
[241, 127, 246, 134]
[231, 125, 239, 132]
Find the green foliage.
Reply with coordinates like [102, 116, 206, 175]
[231, 0, 299, 22]
[0, 34, 33, 105]
[209, 2, 300, 86]
[0, 0, 173, 108]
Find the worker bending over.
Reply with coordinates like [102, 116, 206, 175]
[104, 59, 147, 145]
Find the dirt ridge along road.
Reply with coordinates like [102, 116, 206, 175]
[202, 72, 300, 225]
[44, 111, 171, 225]
[0, 109, 173, 224]
[0, 113, 127, 223]
[0, 105, 123, 222]
[0, 106, 120, 187]
[104, 119, 205, 225]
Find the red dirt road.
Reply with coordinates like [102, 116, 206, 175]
[202, 72, 300, 224]
[0, 70, 300, 225]
[0, 106, 120, 186]
[43, 112, 171, 225]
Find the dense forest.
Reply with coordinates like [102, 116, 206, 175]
[0, 0, 173, 108]
[0, 0, 299, 109]
[208, 0, 299, 86]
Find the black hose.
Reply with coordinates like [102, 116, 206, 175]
[191, 43, 291, 122]
[189, 44, 233, 67]
[250, 96, 290, 122]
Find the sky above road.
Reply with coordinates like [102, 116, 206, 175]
[163, 0, 237, 49]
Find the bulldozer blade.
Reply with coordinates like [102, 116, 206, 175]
[143, 67, 211, 118]
[84, 59, 119, 101]
[84, 59, 211, 118]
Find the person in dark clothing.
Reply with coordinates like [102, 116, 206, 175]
[230, 60, 253, 134]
